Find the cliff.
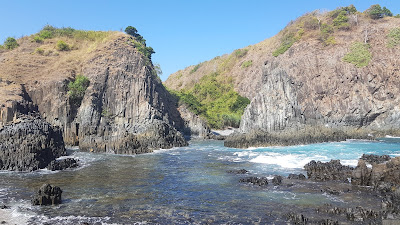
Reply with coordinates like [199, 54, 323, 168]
[165, 7, 400, 147]
[0, 27, 191, 154]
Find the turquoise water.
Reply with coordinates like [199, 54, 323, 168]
[1, 139, 400, 224]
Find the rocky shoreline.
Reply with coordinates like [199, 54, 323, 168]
[231, 154, 400, 224]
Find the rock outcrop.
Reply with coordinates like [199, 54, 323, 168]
[351, 156, 400, 187]
[0, 116, 66, 171]
[239, 177, 269, 186]
[32, 184, 62, 206]
[304, 160, 353, 182]
[46, 158, 79, 171]
[0, 32, 189, 156]
[177, 104, 211, 138]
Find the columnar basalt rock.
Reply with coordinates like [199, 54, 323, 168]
[32, 184, 63, 206]
[0, 116, 66, 171]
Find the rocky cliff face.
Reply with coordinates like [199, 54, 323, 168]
[0, 32, 189, 155]
[167, 12, 400, 147]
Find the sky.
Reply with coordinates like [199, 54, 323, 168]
[1, 1, 399, 81]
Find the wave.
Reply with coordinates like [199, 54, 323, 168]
[249, 153, 326, 169]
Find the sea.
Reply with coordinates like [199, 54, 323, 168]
[1, 138, 400, 224]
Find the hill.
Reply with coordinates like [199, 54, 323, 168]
[0, 25, 193, 156]
[165, 5, 400, 146]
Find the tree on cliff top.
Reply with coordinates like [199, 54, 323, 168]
[364, 4, 393, 19]
[125, 26, 155, 60]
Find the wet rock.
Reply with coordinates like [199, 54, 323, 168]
[360, 154, 391, 164]
[351, 159, 371, 186]
[0, 116, 66, 171]
[272, 175, 283, 185]
[288, 173, 306, 180]
[32, 184, 62, 206]
[239, 177, 268, 186]
[304, 160, 353, 182]
[227, 169, 248, 174]
[323, 187, 341, 195]
[47, 158, 79, 171]
[345, 206, 381, 222]
[285, 213, 308, 224]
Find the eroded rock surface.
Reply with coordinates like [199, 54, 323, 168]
[32, 184, 62, 206]
[0, 116, 65, 171]
[304, 160, 353, 182]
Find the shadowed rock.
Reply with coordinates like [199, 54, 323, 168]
[360, 154, 391, 164]
[304, 160, 353, 182]
[227, 169, 248, 174]
[239, 177, 268, 186]
[32, 184, 62, 206]
[47, 158, 79, 171]
[288, 173, 306, 180]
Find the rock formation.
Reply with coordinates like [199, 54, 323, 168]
[0, 32, 191, 157]
[304, 160, 353, 182]
[32, 184, 62, 206]
[0, 116, 65, 171]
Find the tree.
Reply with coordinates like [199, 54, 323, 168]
[333, 11, 349, 29]
[365, 4, 383, 20]
[3, 37, 19, 50]
[382, 7, 393, 17]
[125, 26, 138, 36]
[154, 63, 162, 77]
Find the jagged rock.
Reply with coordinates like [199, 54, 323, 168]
[304, 160, 353, 182]
[227, 169, 248, 174]
[272, 175, 283, 185]
[0, 205, 9, 209]
[351, 159, 371, 186]
[345, 207, 380, 222]
[177, 104, 212, 138]
[0, 116, 66, 171]
[360, 154, 391, 164]
[323, 187, 341, 195]
[32, 184, 62, 206]
[285, 213, 309, 225]
[288, 173, 306, 180]
[47, 158, 79, 171]
[239, 177, 268, 186]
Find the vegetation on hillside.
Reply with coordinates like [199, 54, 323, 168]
[364, 4, 393, 19]
[68, 75, 90, 108]
[32, 25, 111, 43]
[388, 28, 400, 48]
[343, 42, 371, 67]
[169, 72, 250, 129]
[1, 37, 19, 50]
[125, 26, 155, 60]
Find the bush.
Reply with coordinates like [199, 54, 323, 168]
[190, 64, 201, 74]
[333, 11, 350, 30]
[388, 28, 400, 47]
[131, 40, 155, 60]
[56, 40, 70, 51]
[382, 7, 393, 17]
[319, 23, 335, 46]
[34, 48, 44, 55]
[364, 4, 385, 20]
[241, 60, 253, 68]
[33, 35, 44, 43]
[39, 30, 53, 39]
[68, 75, 90, 107]
[234, 48, 248, 58]
[3, 37, 19, 50]
[343, 42, 371, 67]
[169, 72, 250, 129]
[125, 26, 138, 36]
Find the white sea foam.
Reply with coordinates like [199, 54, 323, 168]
[341, 159, 358, 167]
[249, 153, 326, 169]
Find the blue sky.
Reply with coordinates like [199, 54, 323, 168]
[1, 1, 399, 81]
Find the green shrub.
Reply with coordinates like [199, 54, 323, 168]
[68, 75, 90, 107]
[333, 11, 350, 30]
[190, 64, 201, 74]
[3, 37, 19, 50]
[319, 23, 335, 46]
[272, 33, 296, 57]
[170, 72, 250, 129]
[388, 28, 400, 47]
[395, 14, 400, 18]
[34, 25, 109, 42]
[364, 4, 384, 20]
[382, 7, 393, 17]
[39, 30, 53, 39]
[33, 35, 44, 43]
[34, 48, 44, 55]
[56, 40, 70, 51]
[241, 60, 253, 68]
[343, 42, 371, 67]
[234, 48, 248, 58]
[125, 26, 138, 36]
[131, 40, 155, 60]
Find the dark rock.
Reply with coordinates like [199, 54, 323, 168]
[288, 173, 306, 180]
[285, 212, 309, 224]
[272, 175, 283, 185]
[323, 187, 341, 195]
[32, 184, 62, 206]
[47, 158, 79, 171]
[360, 154, 391, 164]
[0, 205, 9, 209]
[239, 177, 268, 186]
[304, 160, 353, 182]
[345, 206, 380, 222]
[227, 169, 248, 174]
[0, 116, 66, 171]
[351, 159, 371, 186]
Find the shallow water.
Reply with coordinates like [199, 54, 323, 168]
[1, 139, 400, 224]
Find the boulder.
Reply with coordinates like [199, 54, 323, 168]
[360, 154, 391, 164]
[227, 169, 248, 174]
[0, 116, 66, 171]
[239, 177, 268, 186]
[47, 158, 79, 171]
[32, 184, 62, 206]
[272, 175, 283, 185]
[288, 173, 306, 180]
[304, 160, 353, 182]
